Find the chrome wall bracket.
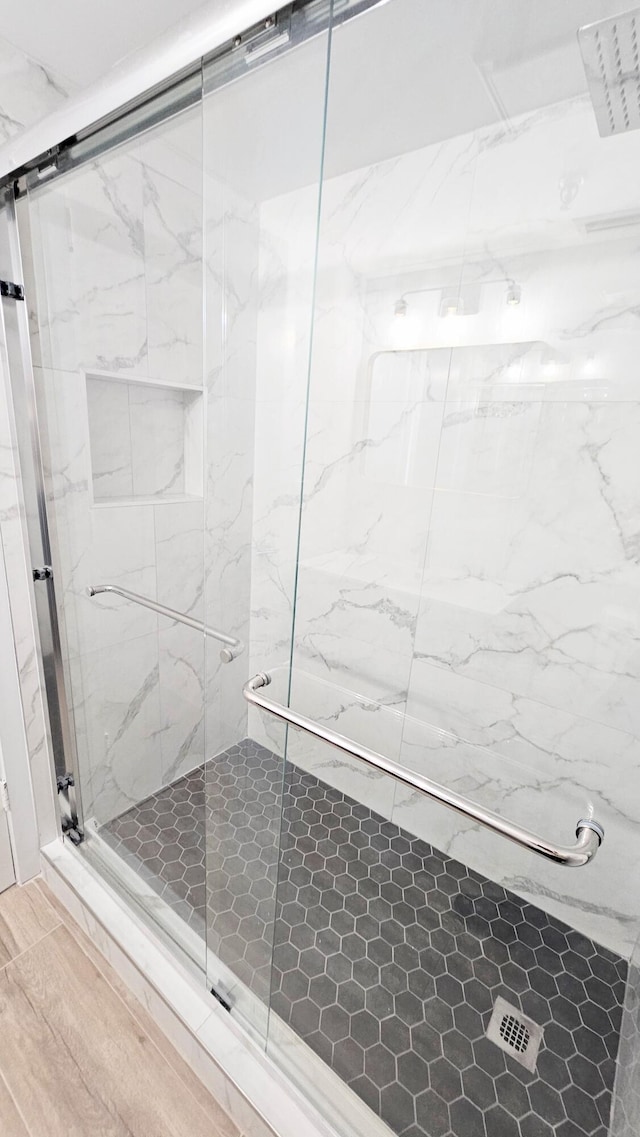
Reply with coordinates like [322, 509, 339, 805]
[32, 565, 53, 581]
[0, 280, 24, 300]
[58, 772, 83, 844]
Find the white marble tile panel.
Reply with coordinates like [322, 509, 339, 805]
[248, 395, 306, 679]
[34, 368, 159, 681]
[205, 652, 250, 769]
[283, 667, 400, 821]
[316, 128, 479, 276]
[158, 622, 205, 786]
[184, 394, 204, 498]
[139, 113, 203, 198]
[73, 631, 162, 825]
[73, 504, 159, 658]
[32, 151, 148, 376]
[415, 397, 640, 735]
[141, 148, 203, 387]
[154, 498, 204, 617]
[293, 564, 418, 686]
[0, 35, 70, 144]
[86, 375, 134, 501]
[129, 383, 187, 498]
[469, 96, 640, 258]
[204, 389, 254, 751]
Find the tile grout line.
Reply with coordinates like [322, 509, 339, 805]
[0, 918, 63, 977]
[0, 902, 65, 1136]
[0, 1067, 34, 1137]
[36, 883, 241, 1137]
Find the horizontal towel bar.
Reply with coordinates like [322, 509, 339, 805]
[243, 671, 604, 867]
[88, 584, 243, 663]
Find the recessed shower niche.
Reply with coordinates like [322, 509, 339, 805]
[85, 371, 203, 505]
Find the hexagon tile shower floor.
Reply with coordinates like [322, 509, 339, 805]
[104, 739, 626, 1137]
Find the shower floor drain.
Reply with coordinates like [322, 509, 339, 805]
[486, 996, 543, 1073]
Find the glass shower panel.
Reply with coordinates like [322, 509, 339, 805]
[26, 99, 208, 970]
[265, 2, 640, 1136]
[201, 11, 333, 1041]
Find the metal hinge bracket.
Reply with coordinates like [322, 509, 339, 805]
[0, 280, 24, 301]
[33, 566, 53, 581]
[56, 773, 74, 793]
[0, 781, 9, 813]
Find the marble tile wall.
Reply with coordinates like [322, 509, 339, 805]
[28, 108, 207, 825]
[202, 163, 259, 765]
[0, 35, 71, 144]
[86, 377, 199, 502]
[247, 90, 640, 960]
[208, 37, 331, 767]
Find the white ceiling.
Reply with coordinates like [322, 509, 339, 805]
[0, 0, 622, 100]
[0, 0, 214, 87]
[0, 0, 627, 199]
[191, 0, 624, 202]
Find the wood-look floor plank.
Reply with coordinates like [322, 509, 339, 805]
[0, 1071, 30, 1137]
[0, 925, 233, 1137]
[0, 882, 61, 969]
[36, 882, 240, 1137]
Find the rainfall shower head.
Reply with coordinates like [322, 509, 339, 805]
[579, 8, 640, 136]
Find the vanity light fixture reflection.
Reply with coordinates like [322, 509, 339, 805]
[439, 292, 465, 317]
[392, 280, 487, 320]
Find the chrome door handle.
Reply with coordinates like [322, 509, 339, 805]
[243, 672, 604, 867]
[88, 584, 243, 662]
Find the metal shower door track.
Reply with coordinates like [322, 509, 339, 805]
[2, 0, 386, 194]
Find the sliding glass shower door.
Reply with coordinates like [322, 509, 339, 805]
[21, 0, 337, 1053]
[25, 93, 211, 971]
[260, 1, 638, 1135]
[200, 8, 332, 1036]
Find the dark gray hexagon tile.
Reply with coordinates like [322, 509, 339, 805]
[103, 740, 627, 1137]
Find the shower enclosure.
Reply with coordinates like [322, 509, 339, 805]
[1, 0, 639, 1134]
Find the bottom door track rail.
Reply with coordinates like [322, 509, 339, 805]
[243, 672, 604, 868]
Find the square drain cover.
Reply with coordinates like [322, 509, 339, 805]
[486, 996, 543, 1073]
